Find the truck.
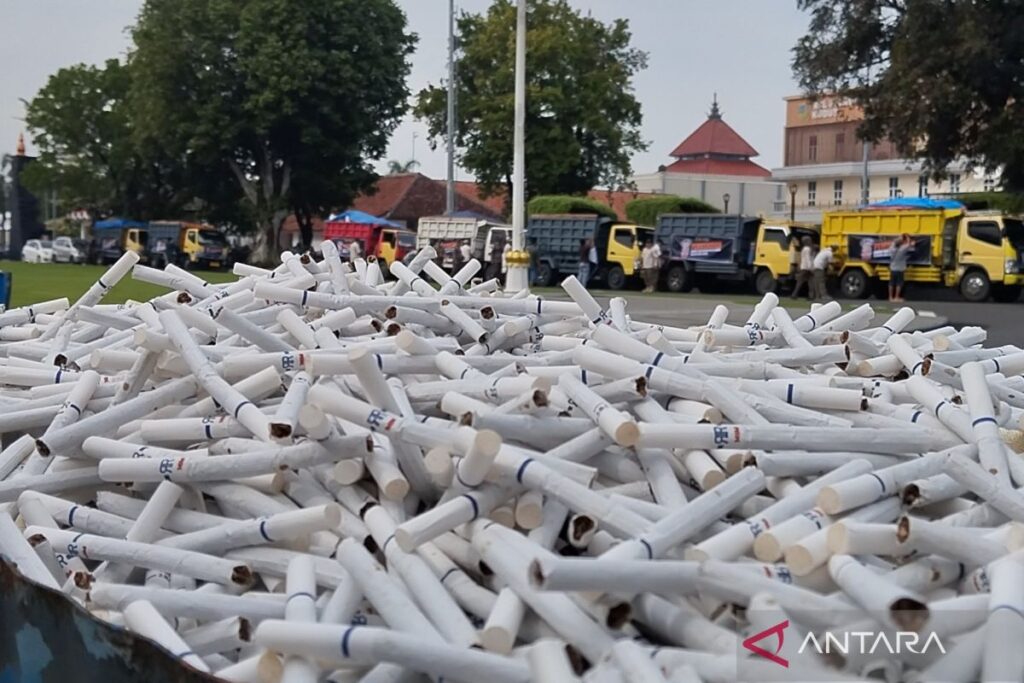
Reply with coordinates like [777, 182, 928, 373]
[323, 221, 416, 269]
[822, 199, 1024, 302]
[655, 214, 818, 293]
[528, 214, 652, 289]
[416, 216, 511, 271]
[92, 219, 148, 265]
[145, 222, 231, 270]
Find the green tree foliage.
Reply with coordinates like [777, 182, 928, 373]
[387, 160, 420, 175]
[794, 0, 1024, 191]
[415, 0, 647, 209]
[21, 59, 190, 219]
[527, 194, 617, 220]
[625, 195, 718, 226]
[130, 0, 416, 256]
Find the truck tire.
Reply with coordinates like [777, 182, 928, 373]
[535, 263, 555, 287]
[665, 265, 692, 293]
[840, 269, 870, 299]
[960, 269, 990, 302]
[992, 284, 1022, 303]
[754, 269, 776, 295]
[606, 265, 626, 290]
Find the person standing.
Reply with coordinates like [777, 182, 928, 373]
[888, 233, 913, 302]
[348, 239, 363, 262]
[640, 238, 661, 293]
[501, 241, 511, 284]
[791, 236, 814, 299]
[578, 239, 591, 286]
[587, 240, 599, 286]
[460, 239, 473, 265]
[811, 244, 833, 300]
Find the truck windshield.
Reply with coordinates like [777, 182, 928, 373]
[198, 230, 228, 246]
[1004, 218, 1024, 252]
[398, 233, 416, 247]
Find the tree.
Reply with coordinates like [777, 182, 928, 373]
[387, 159, 420, 175]
[625, 195, 718, 227]
[527, 194, 617, 220]
[794, 0, 1024, 191]
[130, 0, 416, 259]
[20, 59, 191, 219]
[415, 0, 648, 209]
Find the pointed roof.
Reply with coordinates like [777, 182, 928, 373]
[669, 95, 760, 159]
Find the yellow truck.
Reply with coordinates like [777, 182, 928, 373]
[822, 202, 1024, 302]
[751, 220, 821, 295]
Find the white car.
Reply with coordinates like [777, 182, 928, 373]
[52, 236, 85, 263]
[21, 239, 55, 263]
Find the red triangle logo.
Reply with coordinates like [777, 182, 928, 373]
[742, 619, 789, 668]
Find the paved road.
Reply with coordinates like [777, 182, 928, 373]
[540, 288, 1022, 347]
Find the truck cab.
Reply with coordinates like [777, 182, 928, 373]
[95, 227, 147, 265]
[947, 213, 1024, 302]
[527, 214, 650, 289]
[375, 228, 416, 269]
[752, 222, 820, 294]
[147, 222, 229, 270]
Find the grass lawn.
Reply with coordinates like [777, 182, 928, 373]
[0, 261, 238, 308]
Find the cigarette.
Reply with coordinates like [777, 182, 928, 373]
[158, 504, 342, 555]
[123, 599, 211, 672]
[557, 374, 638, 446]
[943, 449, 1024, 521]
[269, 371, 312, 439]
[0, 512, 61, 590]
[962, 361, 1012, 484]
[88, 583, 286, 622]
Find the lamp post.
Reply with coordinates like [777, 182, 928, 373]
[722, 193, 731, 214]
[789, 183, 798, 222]
[504, 0, 530, 292]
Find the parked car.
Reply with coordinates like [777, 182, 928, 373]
[21, 239, 55, 263]
[52, 236, 86, 264]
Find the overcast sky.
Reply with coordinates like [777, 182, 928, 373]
[1, 0, 809, 181]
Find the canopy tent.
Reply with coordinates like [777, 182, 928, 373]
[326, 210, 400, 227]
[94, 218, 148, 230]
[867, 198, 965, 211]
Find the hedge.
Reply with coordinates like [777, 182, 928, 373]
[625, 195, 719, 227]
[527, 195, 618, 220]
[948, 191, 1024, 214]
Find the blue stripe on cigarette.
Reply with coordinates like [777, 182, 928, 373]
[454, 467, 475, 489]
[580, 369, 587, 384]
[991, 604, 1024, 620]
[463, 494, 480, 520]
[440, 567, 459, 583]
[972, 416, 997, 427]
[233, 401, 251, 418]
[300, 290, 309, 306]
[175, 651, 196, 660]
[376, 354, 383, 370]
[645, 365, 654, 379]
[383, 534, 396, 552]
[341, 626, 354, 657]
[912, 361, 924, 374]
[459, 368, 470, 379]
[934, 401, 947, 416]
[259, 520, 272, 542]
[55, 369, 63, 384]
[66, 402, 81, 415]
[639, 539, 654, 559]
[882, 324, 894, 333]
[204, 423, 213, 439]
[869, 472, 886, 493]
[287, 591, 316, 603]
[786, 384, 794, 404]
[516, 458, 534, 484]
[67, 505, 78, 527]
[98, 278, 110, 289]
[957, 562, 966, 581]
[992, 358, 1001, 373]
[652, 352, 664, 367]
[536, 299, 542, 315]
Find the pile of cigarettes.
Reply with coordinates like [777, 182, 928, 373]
[1, 246, 1023, 683]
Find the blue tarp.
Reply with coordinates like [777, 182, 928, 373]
[326, 210, 399, 227]
[867, 198, 965, 211]
[94, 218, 148, 230]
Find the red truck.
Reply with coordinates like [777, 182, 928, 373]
[322, 221, 416, 269]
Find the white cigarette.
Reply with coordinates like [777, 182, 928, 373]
[123, 599, 211, 672]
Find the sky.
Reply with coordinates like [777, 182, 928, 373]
[0, 0, 810, 182]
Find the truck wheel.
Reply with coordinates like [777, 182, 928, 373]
[960, 269, 990, 302]
[840, 269, 870, 299]
[754, 269, 777, 295]
[606, 265, 626, 290]
[535, 263, 555, 287]
[665, 265, 692, 293]
[992, 284, 1022, 303]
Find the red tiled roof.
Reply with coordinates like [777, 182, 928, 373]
[454, 181, 507, 217]
[664, 157, 771, 177]
[351, 173, 420, 218]
[669, 117, 760, 159]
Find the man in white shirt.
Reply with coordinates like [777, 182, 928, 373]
[791, 236, 814, 299]
[811, 246, 833, 300]
[348, 239, 363, 262]
[640, 239, 662, 292]
[459, 240, 472, 264]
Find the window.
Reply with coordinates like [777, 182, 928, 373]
[808, 135, 818, 161]
[949, 174, 961, 193]
[967, 221, 1002, 246]
[889, 177, 900, 198]
[984, 176, 996, 192]
[613, 230, 634, 248]
[918, 175, 929, 197]
[835, 133, 845, 158]
[763, 228, 788, 249]
[382, 231, 397, 246]
[833, 180, 844, 205]
[807, 181, 817, 207]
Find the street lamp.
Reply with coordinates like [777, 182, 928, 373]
[722, 193, 731, 214]
[789, 183, 798, 222]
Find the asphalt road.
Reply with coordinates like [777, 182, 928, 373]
[539, 287, 1023, 347]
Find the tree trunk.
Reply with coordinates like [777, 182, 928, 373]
[250, 209, 289, 266]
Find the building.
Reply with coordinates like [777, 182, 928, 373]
[6, 134, 46, 257]
[631, 97, 786, 215]
[771, 95, 997, 222]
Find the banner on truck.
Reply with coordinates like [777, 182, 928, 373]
[847, 234, 932, 265]
[672, 236, 733, 262]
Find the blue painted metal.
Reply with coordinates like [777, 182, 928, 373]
[0, 559, 217, 681]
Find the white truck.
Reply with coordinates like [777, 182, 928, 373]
[416, 216, 511, 271]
